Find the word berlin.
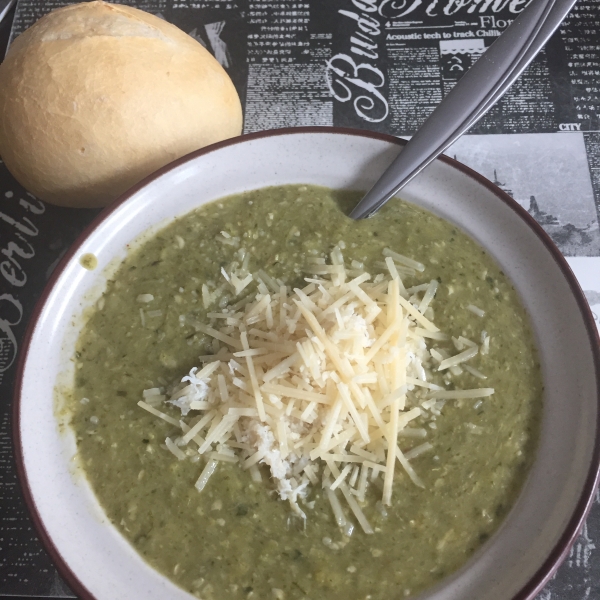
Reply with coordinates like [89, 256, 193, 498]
[0, 192, 45, 376]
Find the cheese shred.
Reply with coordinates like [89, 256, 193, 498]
[141, 244, 493, 536]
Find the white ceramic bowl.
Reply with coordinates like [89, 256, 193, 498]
[14, 128, 600, 600]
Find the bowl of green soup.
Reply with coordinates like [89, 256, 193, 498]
[14, 127, 600, 600]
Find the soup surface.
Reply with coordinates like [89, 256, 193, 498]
[68, 185, 542, 599]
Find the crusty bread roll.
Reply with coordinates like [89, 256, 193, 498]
[0, 1, 243, 207]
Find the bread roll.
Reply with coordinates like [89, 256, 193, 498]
[0, 1, 243, 207]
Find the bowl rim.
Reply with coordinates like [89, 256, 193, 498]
[11, 125, 600, 600]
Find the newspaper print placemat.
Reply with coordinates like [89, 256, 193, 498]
[1, 0, 599, 597]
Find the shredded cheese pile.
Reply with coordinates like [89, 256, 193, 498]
[139, 244, 494, 534]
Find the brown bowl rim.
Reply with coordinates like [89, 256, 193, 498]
[12, 126, 600, 600]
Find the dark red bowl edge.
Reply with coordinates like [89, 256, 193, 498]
[11, 126, 600, 600]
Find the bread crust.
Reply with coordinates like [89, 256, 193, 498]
[0, 1, 243, 207]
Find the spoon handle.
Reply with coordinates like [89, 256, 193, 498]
[350, 0, 578, 220]
[0, 0, 15, 26]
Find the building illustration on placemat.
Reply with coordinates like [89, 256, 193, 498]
[448, 132, 600, 257]
[490, 169, 598, 255]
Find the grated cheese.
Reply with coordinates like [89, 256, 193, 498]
[467, 304, 486, 317]
[141, 244, 493, 536]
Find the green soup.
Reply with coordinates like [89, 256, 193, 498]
[68, 185, 542, 599]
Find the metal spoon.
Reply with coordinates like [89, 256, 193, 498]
[350, 0, 578, 220]
[0, 0, 15, 26]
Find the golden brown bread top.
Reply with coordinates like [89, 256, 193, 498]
[0, 1, 243, 207]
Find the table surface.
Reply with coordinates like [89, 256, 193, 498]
[1, 1, 600, 598]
